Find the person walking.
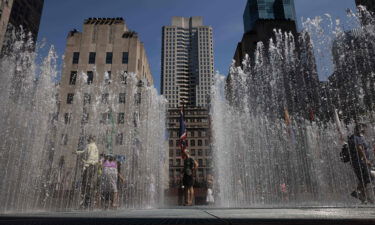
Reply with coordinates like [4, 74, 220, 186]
[75, 135, 100, 209]
[182, 149, 198, 206]
[349, 124, 374, 204]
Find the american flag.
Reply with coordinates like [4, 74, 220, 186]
[179, 107, 188, 153]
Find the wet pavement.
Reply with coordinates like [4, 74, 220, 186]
[1, 207, 375, 224]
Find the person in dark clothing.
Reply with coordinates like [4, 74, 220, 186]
[349, 124, 374, 204]
[182, 149, 198, 206]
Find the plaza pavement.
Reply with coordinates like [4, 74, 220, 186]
[1, 207, 375, 224]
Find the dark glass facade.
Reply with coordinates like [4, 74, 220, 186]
[244, 0, 296, 33]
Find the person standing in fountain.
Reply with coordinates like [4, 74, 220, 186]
[182, 149, 198, 206]
[75, 135, 100, 209]
[101, 155, 119, 209]
[349, 124, 374, 204]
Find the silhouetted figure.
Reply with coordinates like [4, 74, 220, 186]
[349, 124, 374, 204]
[182, 149, 198, 206]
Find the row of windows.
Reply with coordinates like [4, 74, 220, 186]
[66, 93, 126, 105]
[169, 158, 211, 167]
[169, 110, 208, 115]
[72, 52, 129, 65]
[61, 133, 124, 146]
[69, 71, 128, 85]
[169, 168, 210, 179]
[169, 148, 212, 157]
[169, 139, 209, 147]
[63, 112, 126, 125]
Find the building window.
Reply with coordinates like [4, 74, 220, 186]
[118, 113, 125, 124]
[119, 93, 126, 104]
[206, 159, 211, 167]
[72, 52, 79, 64]
[101, 93, 109, 104]
[198, 159, 203, 167]
[169, 149, 174, 157]
[122, 52, 129, 64]
[116, 133, 123, 145]
[78, 135, 85, 150]
[176, 149, 181, 156]
[83, 93, 91, 105]
[120, 72, 127, 84]
[190, 140, 195, 146]
[169, 140, 174, 147]
[198, 149, 203, 156]
[169, 159, 173, 166]
[81, 112, 89, 124]
[135, 93, 141, 104]
[62, 134, 68, 146]
[69, 71, 77, 85]
[198, 140, 202, 146]
[88, 52, 96, 64]
[87, 71, 94, 84]
[67, 93, 74, 104]
[191, 149, 196, 156]
[106, 52, 113, 64]
[198, 168, 204, 177]
[100, 113, 110, 124]
[205, 139, 209, 146]
[105, 71, 111, 84]
[176, 159, 181, 166]
[64, 113, 71, 124]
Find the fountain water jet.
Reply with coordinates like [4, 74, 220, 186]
[211, 9, 375, 208]
[0, 34, 168, 212]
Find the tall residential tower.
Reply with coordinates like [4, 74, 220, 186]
[161, 17, 214, 108]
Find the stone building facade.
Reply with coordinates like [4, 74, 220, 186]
[51, 18, 154, 192]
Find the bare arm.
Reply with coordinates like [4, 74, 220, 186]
[118, 173, 125, 182]
[357, 144, 370, 165]
[194, 160, 199, 170]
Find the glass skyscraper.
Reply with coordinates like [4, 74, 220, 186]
[243, 0, 296, 33]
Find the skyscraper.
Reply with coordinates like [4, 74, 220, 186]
[0, 0, 44, 53]
[244, 0, 296, 33]
[233, 0, 297, 67]
[161, 17, 214, 108]
[161, 17, 214, 205]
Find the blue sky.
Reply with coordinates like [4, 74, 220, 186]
[37, 0, 357, 92]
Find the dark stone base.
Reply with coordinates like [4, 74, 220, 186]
[1, 208, 375, 225]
